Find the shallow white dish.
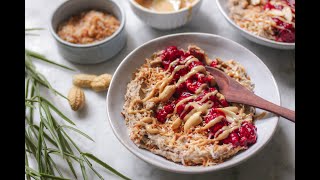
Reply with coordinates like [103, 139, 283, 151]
[216, 0, 295, 50]
[107, 33, 280, 173]
[129, 0, 202, 30]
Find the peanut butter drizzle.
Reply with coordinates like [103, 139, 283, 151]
[214, 125, 240, 141]
[130, 56, 204, 113]
[217, 108, 238, 123]
[176, 65, 206, 86]
[129, 55, 242, 138]
[138, 117, 160, 134]
[202, 116, 224, 130]
[195, 83, 208, 94]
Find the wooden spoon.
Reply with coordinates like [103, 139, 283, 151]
[206, 66, 295, 122]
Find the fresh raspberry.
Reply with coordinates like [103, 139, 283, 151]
[196, 73, 207, 83]
[173, 68, 188, 82]
[180, 106, 194, 119]
[175, 83, 188, 98]
[176, 104, 185, 115]
[205, 109, 226, 124]
[209, 120, 229, 135]
[161, 46, 185, 64]
[238, 122, 257, 146]
[222, 131, 240, 146]
[264, 2, 275, 10]
[164, 103, 175, 114]
[219, 99, 229, 107]
[177, 91, 192, 101]
[276, 29, 295, 43]
[187, 61, 203, 71]
[210, 60, 218, 68]
[272, 18, 295, 43]
[186, 79, 203, 94]
[208, 87, 217, 92]
[155, 109, 167, 123]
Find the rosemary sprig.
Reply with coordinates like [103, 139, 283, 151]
[25, 29, 130, 180]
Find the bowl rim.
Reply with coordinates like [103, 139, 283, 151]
[215, 0, 295, 47]
[49, 0, 126, 48]
[106, 32, 280, 174]
[128, 0, 202, 15]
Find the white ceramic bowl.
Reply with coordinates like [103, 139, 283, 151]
[129, 0, 202, 30]
[216, 0, 295, 50]
[107, 33, 280, 173]
[50, 0, 126, 64]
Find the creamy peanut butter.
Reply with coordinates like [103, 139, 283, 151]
[135, 0, 196, 12]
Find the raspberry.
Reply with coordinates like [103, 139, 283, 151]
[208, 87, 217, 92]
[164, 103, 174, 114]
[187, 61, 203, 71]
[180, 106, 194, 120]
[176, 104, 185, 115]
[196, 73, 207, 83]
[175, 83, 188, 98]
[155, 109, 167, 123]
[238, 122, 257, 146]
[181, 52, 191, 61]
[173, 67, 188, 82]
[186, 79, 204, 94]
[210, 60, 218, 68]
[264, 2, 275, 10]
[276, 29, 295, 43]
[161, 46, 185, 63]
[272, 18, 295, 43]
[208, 120, 229, 135]
[222, 131, 240, 146]
[219, 99, 229, 107]
[205, 109, 226, 123]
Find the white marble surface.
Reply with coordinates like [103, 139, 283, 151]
[25, 0, 295, 179]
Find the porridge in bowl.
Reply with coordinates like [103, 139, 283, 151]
[122, 45, 259, 166]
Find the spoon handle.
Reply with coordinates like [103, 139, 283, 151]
[231, 94, 295, 122]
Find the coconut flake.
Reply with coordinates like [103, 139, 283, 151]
[282, 6, 293, 22]
[250, 0, 260, 5]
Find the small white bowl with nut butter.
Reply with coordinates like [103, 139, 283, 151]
[129, 0, 203, 30]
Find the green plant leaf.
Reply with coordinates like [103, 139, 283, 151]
[82, 153, 131, 180]
[66, 158, 78, 179]
[58, 125, 94, 142]
[32, 125, 58, 147]
[48, 155, 64, 177]
[47, 148, 81, 161]
[80, 158, 88, 180]
[25, 28, 45, 31]
[41, 97, 75, 125]
[25, 149, 31, 180]
[36, 122, 44, 173]
[41, 116, 64, 156]
[83, 156, 104, 180]
[39, 173, 71, 180]
[26, 49, 75, 71]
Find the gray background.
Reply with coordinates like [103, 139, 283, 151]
[25, 0, 295, 179]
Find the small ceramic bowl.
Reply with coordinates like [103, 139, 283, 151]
[129, 0, 203, 30]
[50, 0, 126, 64]
[216, 0, 295, 50]
[107, 33, 280, 173]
